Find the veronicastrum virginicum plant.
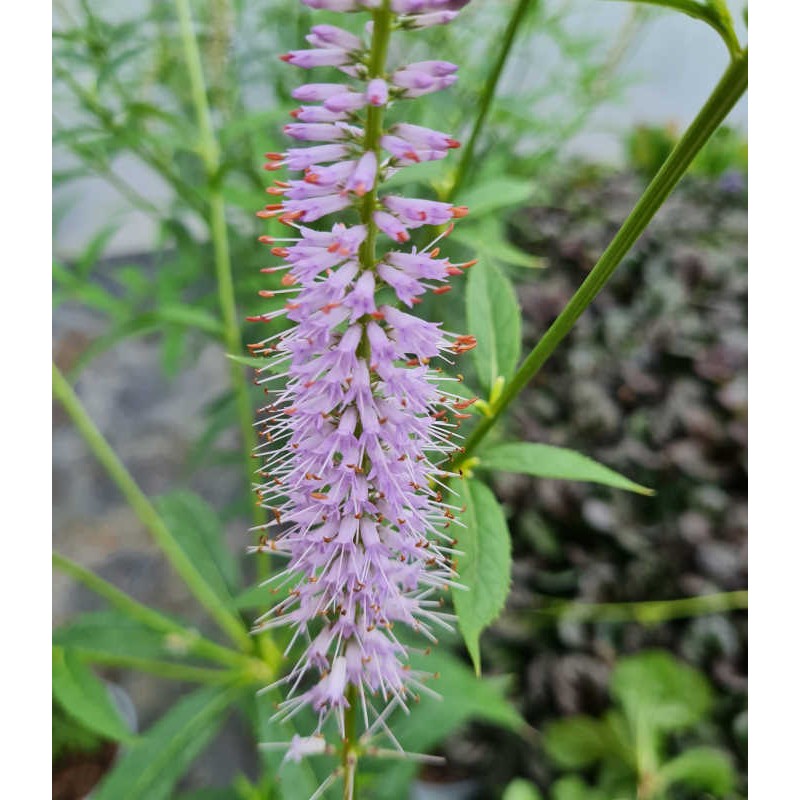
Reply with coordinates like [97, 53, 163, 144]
[52, 0, 747, 798]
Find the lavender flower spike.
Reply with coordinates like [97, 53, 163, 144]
[250, 0, 475, 793]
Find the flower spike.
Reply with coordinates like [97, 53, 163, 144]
[250, 0, 474, 778]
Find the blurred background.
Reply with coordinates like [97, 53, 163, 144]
[53, 0, 747, 798]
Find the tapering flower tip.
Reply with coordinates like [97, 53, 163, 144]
[345, 151, 378, 196]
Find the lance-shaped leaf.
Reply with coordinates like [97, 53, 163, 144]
[156, 491, 241, 611]
[466, 258, 521, 392]
[52, 646, 134, 743]
[93, 684, 238, 800]
[478, 442, 654, 495]
[452, 479, 512, 674]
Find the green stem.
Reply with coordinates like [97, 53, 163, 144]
[455, 49, 748, 467]
[447, 0, 536, 201]
[342, 8, 393, 799]
[342, 685, 359, 800]
[533, 590, 747, 624]
[53, 551, 246, 668]
[52, 366, 253, 652]
[174, 0, 266, 535]
[358, 1, 393, 269]
[67, 650, 236, 684]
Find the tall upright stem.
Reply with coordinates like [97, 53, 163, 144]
[448, 0, 536, 201]
[174, 0, 265, 533]
[359, 1, 393, 270]
[453, 48, 748, 467]
[341, 685, 360, 800]
[344, 6, 393, 796]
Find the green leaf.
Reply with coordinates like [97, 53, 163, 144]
[226, 353, 267, 369]
[76, 224, 120, 278]
[52, 646, 133, 743]
[155, 305, 223, 335]
[451, 219, 545, 270]
[465, 258, 521, 392]
[503, 778, 544, 800]
[543, 715, 613, 769]
[53, 611, 204, 662]
[458, 177, 534, 218]
[155, 491, 241, 610]
[372, 646, 525, 798]
[551, 776, 598, 800]
[401, 646, 524, 742]
[658, 747, 736, 796]
[93, 685, 237, 800]
[611, 651, 712, 734]
[452, 479, 512, 674]
[478, 442, 654, 495]
[67, 306, 223, 379]
[234, 583, 274, 611]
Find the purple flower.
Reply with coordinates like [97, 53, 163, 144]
[283, 122, 350, 142]
[251, 0, 477, 768]
[323, 91, 368, 113]
[306, 24, 364, 51]
[281, 48, 352, 69]
[292, 82, 353, 102]
[345, 151, 378, 196]
[366, 78, 389, 106]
